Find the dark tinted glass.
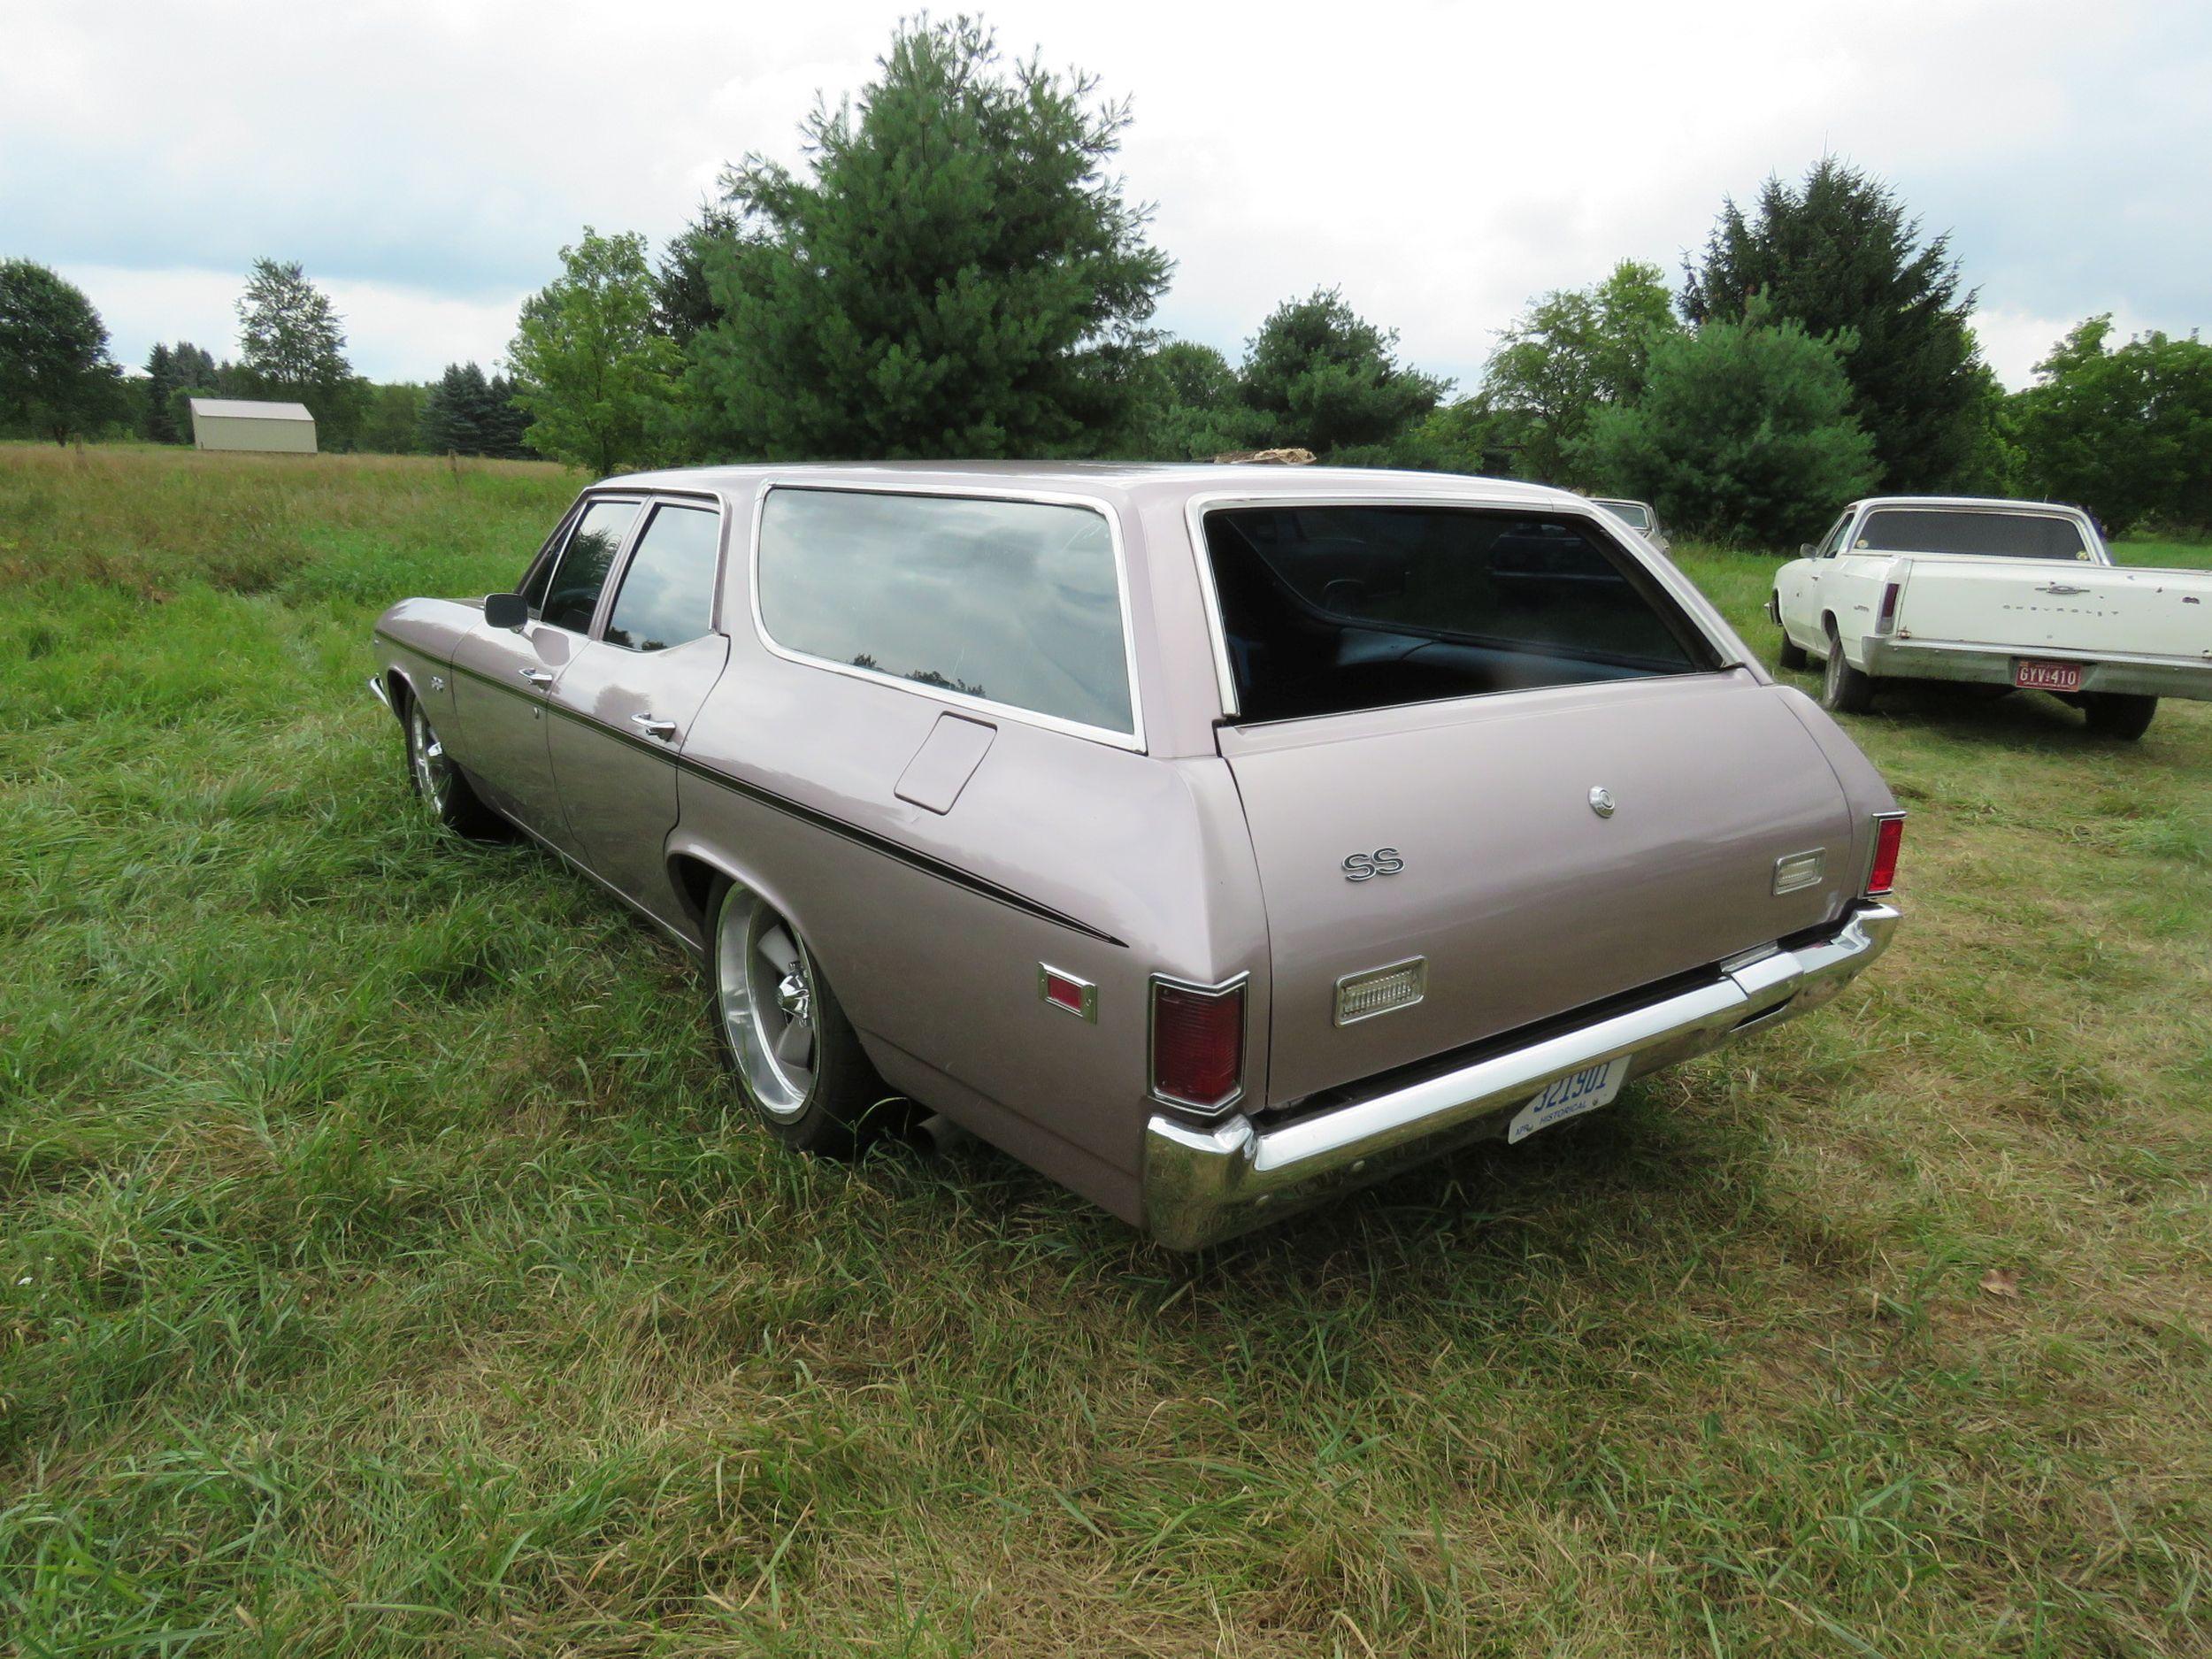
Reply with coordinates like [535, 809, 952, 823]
[605, 505, 720, 651]
[758, 488, 1133, 735]
[539, 500, 639, 631]
[1857, 509, 2087, 560]
[1204, 505, 1709, 724]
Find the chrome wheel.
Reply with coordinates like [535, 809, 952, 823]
[716, 888, 818, 1120]
[407, 702, 456, 815]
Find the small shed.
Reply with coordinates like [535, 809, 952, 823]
[188, 397, 318, 454]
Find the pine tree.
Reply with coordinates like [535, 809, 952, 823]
[1237, 288, 1448, 457]
[688, 17, 1171, 458]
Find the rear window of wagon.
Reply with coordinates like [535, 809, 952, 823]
[1202, 503, 1719, 724]
[756, 487, 1137, 738]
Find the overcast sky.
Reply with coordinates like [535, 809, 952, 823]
[8, 0, 2208, 395]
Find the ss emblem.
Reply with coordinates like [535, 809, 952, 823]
[1342, 847, 1404, 882]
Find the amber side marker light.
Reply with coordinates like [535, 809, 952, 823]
[1150, 978, 1246, 1113]
[1866, 813, 1905, 896]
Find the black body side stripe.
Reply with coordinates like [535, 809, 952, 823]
[385, 634, 1126, 948]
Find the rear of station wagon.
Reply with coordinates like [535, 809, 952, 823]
[371, 464, 1902, 1248]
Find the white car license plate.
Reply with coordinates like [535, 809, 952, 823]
[1508, 1056, 1630, 1143]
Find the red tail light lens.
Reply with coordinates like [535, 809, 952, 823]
[1150, 979, 1246, 1111]
[1877, 581, 1901, 631]
[1866, 814, 1904, 896]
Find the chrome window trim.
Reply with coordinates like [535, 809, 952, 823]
[747, 480, 1148, 753]
[534, 492, 650, 640]
[1851, 503, 2098, 558]
[1148, 969, 1250, 1116]
[1182, 488, 1746, 725]
[591, 491, 732, 650]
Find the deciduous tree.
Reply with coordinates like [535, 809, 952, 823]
[509, 229, 682, 475]
[689, 16, 1172, 458]
[2012, 317, 2212, 534]
[236, 259, 364, 446]
[1477, 260, 1679, 484]
[0, 260, 123, 443]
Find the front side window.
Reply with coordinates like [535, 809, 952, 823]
[604, 503, 720, 651]
[1817, 513, 1854, 557]
[1203, 504, 1716, 725]
[538, 499, 640, 631]
[1856, 509, 2088, 560]
[757, 488, 1135, 737]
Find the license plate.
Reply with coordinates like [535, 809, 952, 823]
[1508, 1056, 1630, 1143]
[2015, 659, 2084, 692]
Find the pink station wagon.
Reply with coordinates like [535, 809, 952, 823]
[371, 464, 1903, 1248]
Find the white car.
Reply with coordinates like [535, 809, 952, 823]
[1771, 495, 2212, 740]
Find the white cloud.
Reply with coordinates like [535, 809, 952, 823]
[11, 0, 2209, 389]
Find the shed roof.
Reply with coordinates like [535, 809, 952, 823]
[188, 398, 315, 422]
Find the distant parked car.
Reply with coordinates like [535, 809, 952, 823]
[1594, 497, 1671, 554]
[1772, 495, 2212, 739]
[371, 464, 1902, 1248]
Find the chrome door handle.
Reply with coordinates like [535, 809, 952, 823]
[519, 667, 555, 687]
[631, 713, 679, 741]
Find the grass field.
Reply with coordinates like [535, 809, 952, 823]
[3, 443, 2208, 1656]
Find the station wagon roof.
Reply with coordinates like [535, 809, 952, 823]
[602, 460, 1584, 514]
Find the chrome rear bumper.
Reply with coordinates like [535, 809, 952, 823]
[1141, 902, 1901, 1250]
[1862, 639, 2212, 701]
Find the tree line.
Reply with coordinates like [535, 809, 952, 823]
[5, 15, 2207, 543]
[0, 257, 534, 460]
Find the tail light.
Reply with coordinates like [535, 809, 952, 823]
[1876, 581, 1901, 633]
[1865, 813, 1904, 896]
[1149, 976, 1247, 1113]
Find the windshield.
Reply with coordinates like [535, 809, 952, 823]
[1202, 504, 1716, 724]
[1597, 499, 1652, 530]
[1857, 509, 2089, 561]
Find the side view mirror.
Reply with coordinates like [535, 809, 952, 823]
[484, 592, 527, 631]
[1799, 543, 1814, 558]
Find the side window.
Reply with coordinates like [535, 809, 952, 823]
[518, 506, 580, 611]
[757, 488, 1134, 736]
[1819, 515, 1853, 557]
[538, 500, 640, 633]
[604, 503, 721, 652]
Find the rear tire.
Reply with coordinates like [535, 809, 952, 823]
[403, 692, 506, 839]
[1818, 631, 1876, 714]
[706, 877, 902, 1156]
[1777, 626, 1809, 671]
[2083, 692, 2157, 741]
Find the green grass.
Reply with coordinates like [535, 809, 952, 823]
[3, 443, 2208, 1656]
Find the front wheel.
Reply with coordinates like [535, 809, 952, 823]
[2083, 692, 2157, 741]
[707, 878, 902, 1156]
[1819, 635, 1876, 714]
[403, 695, 505, 838]
[1777, 626, 1809, 672]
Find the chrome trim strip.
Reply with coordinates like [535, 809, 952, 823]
[746, 480, 1148, 753]
[367, 672, 392, 711]
[1147, 970, 1250, 1115]
[1141, 902, 1901, 1249]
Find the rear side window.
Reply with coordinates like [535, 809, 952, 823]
[605, 503, 720, 651]
[757, 488, 1135, 737]
[1857, 509, 2088, 560]
[538, 499, 640, 631]
[1203, 505, 1715, 725]
[1599, 500, 1652, 530]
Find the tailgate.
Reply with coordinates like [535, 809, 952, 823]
[1222, 673, 1863, 1107]
[1897, 560, 2212, 660]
